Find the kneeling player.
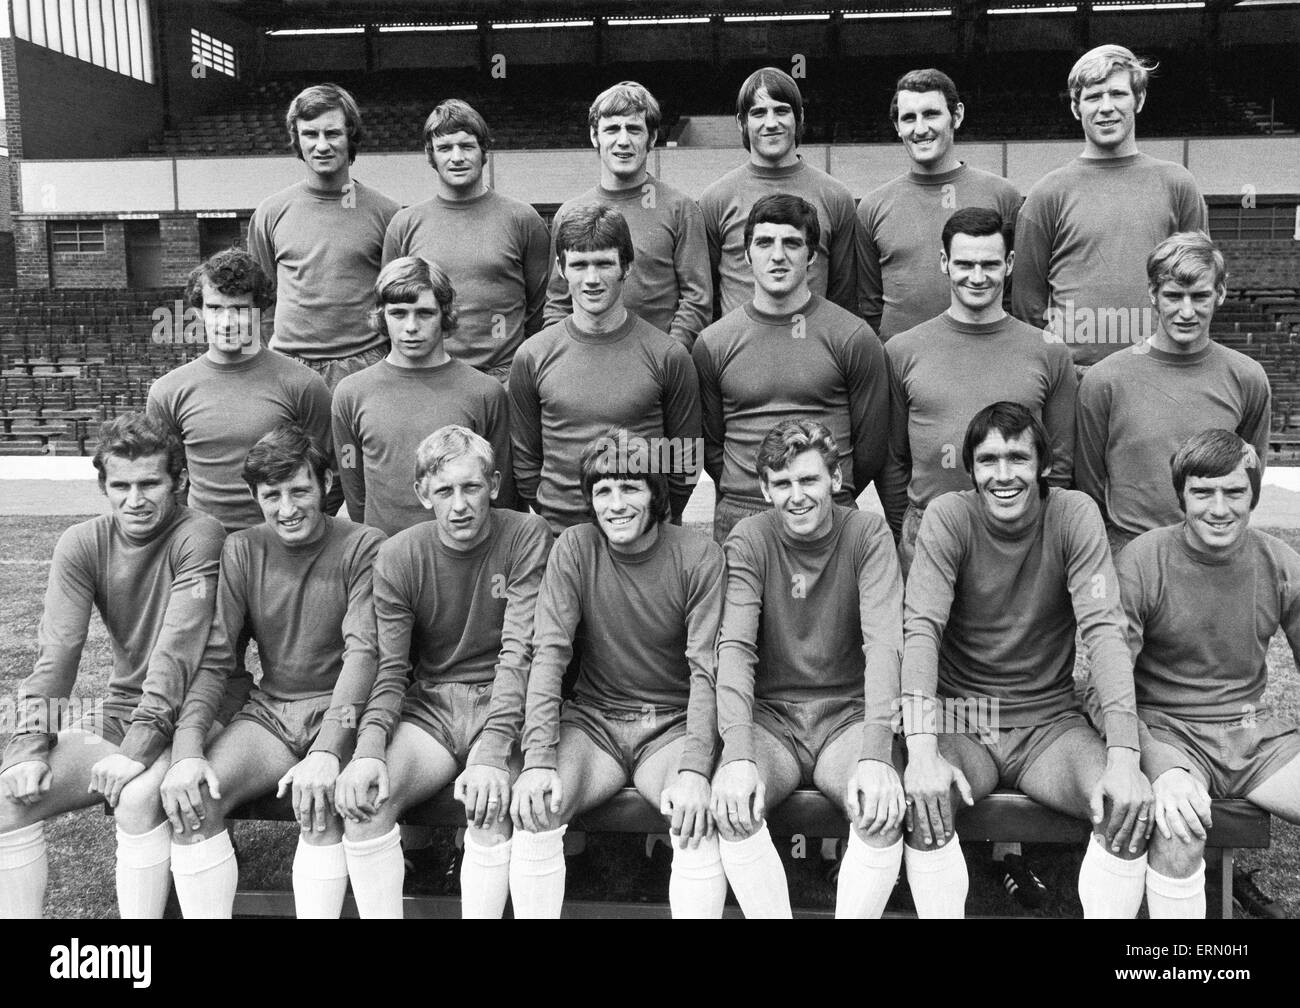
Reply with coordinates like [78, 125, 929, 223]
[510, 430, 725, 918]
[333, 426, 552, 918]
[0, 414, 223, 919]
[1118, 430, 1300, 918]
[711, 419, 906, 918]
[901, 402, 1151, 918]
[160, 425, 384, 918]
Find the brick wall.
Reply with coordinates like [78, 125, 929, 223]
[15, 219, 48, 288]
[16, 217, 128, 289]
[1220, 238, 1300, 289]
[161, 216, 201, 286]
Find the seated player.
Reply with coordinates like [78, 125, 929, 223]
[1118, 430, 1300, 918]
[710, 419, 905, 918]
[160, 425, 384, 919]
[332, 255, 516, 535]
[509, 429, 725, 918]
[332, 426, 552, 918]
[901, 402, 1151, 918]
[0, 413, 224, 919]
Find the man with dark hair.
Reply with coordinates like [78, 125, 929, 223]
[1117, 430, 1300, 919]
[510, 205, 701, 534]
[250, 83, 400, 389]
[509, 429, 725, 918]
[857, 69, 1023, 341]
[383, 99, 550, 384]
[0, 413, 224, 919]
[148, 247, 334, 534]
[901, 401, 1151, 918]
[694, 194, 889, 543]
[332, 255, 515, 535]
[1012, 46, 1208, 365]
[333, 426, 552, 918]
[160, 425, 384, 919]
[1076, 231, 1269, 555]
[710, 418, 905, 919]
[544, 81, 712, 350]
[700, 67, 860, 318]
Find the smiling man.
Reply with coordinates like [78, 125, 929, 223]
[382, 100, 550, 384]
[857, 69, 1023, 341]
[0, 414, 224, 920]
[694, 195, 889, 543]
[509, 430, 725, 918]
[700, 67, 860, 319]
[901, 402, 1150, 918]
[332, 256, 515, 536]
[1012, 46, 1208, 364]
[1116, 431, 1300, 918]
[544, 82, 711, 350]
[161, 425, 384, 919]
[332, 426, 552, 918]
[1075, 232, 1270, 554]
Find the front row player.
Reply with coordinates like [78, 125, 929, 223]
[333, 426, 552, 918]
[510, 429, 726, 918]
[901, 402, 1152, 917]
[1119, 431, 1300, 918]
[0, 414, 224, 919]
[160, 425, 384, 919]
[712, 419, 907, 918]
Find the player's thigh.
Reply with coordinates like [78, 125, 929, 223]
[204, 718, 300, 816]
[114, 748, 174, 833]
[631, 732, 689, 807]
[810, 720, 887, 813]
[552, 724, 626, 824]
[378, 722, 461, 824]
[711, 723, 801, 840]
[934, 731, 999, 803]
[1245, 750, 1300, 823]
[0, 730, 119, 829]
[1015, 724, 1108, 821]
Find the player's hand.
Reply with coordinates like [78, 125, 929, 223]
[1151, 768, 1212, 844]
[334, 757, 389, 822]
[710, 759, 764, 837]
[660, 770, 713, 848]
[0, 761, 52, 806]
[847, 759, 907, 836]
[160, 757, 221, 834]
[1091, 747, 1153, 854]
[903, 737, 972, 846]
[277, 751, 340, 834]
[510, 767, 562, 833]
[455, 763, 511, 829]
[87, 753, 148, 809]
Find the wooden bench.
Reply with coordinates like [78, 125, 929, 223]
[225, 788, 1270, 919]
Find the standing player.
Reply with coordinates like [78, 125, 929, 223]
[700, 67, 860, 319]
[332, 256, 515, 536]
[1075, 232, 1269, 555]
[694, 195, 889, 543]
[544, 81, 712, 350]
[1012, 45, 1208, 365]
[382, 99, 550, 384]
[249, 84, 400, 390]
[901, 402, 1151, 918]
[1117, 431, 1300, 919]
[710, 419, 906, 919]
[510, 205, 701, 534]
[509, 430, 726, 918]
[857, 69, 1023, 341]
[333, 426, 552, 918]
[0, 414, 223, 919]
[160, 426, 383, 919]
[148, 248, 334, 534]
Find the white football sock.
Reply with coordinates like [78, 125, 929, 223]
[460, 833, 511, 919]
[669, 837, 727, 919]
[170, 830, 238, 919]
[292, 838, 348, 919]
[836, 831, 902, 919]
[0, 822, 47, 919]
[904, 835, 968, 918]
[343, 826, 404, 919]
[1078, 834, 1147, 919]
[1145, 860, 1205, 919]
[509, 826, 567, 919]
[115, 822, 172, 919]
[718, 824, 792, 919]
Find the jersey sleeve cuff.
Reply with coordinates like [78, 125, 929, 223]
[523, 747, 557, 772]
[473, 731, 512, 772]
[1103, 711, 1141, 753]
[860, 724, 895, 765]
[119, 724, 166, 768]
[719, 726, 754, 765]
[1, 733, 54, 774]
[171, 727, 208, 763]
[679, 746, 716, 778]
[353, 727, 389, 763]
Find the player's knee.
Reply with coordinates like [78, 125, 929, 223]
[0, 798, 38, 833]
[715, 817, 762, 843]
[853, 823, 903, 848]
[1148, 832, 1204, 876]
[466, 820, 511, 846]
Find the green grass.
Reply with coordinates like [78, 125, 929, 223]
[2, 514, 1297, 917]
